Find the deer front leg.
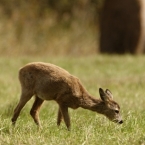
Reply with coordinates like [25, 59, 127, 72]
[57, 108, 63, 126]
[59, 104, 70, 131]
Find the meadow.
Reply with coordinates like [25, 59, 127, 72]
[0, 55, 145, 145]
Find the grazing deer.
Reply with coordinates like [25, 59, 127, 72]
[11, 62, 123, 130]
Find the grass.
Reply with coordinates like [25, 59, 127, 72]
[0, 55, 145, 145]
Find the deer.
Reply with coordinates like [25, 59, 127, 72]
[11, 62, 123, 130]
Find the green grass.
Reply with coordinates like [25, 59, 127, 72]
[0, 55, 145, 145]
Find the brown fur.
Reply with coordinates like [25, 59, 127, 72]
[11, 62, 123, 130]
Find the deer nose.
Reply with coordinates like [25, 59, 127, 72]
[119, 120, 123, 124]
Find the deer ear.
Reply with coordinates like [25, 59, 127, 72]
[99, 88, 110, 101]
[105, 89, 113, 99]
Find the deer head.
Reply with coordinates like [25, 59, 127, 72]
[99, 88, 123, 124]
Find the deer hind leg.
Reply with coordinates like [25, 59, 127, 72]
[11, 91, 33, 125]
[57, 108, 63, 126]
[30, 96, 44, 127]
[59, 104, 70, 131]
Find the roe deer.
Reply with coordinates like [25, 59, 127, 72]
[11, 62, 123, 130]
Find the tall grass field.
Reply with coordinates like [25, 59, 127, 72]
[0, 55, 145, 145]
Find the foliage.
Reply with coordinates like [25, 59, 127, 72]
[0, 0, 105, 56]
[0, 55, 145, 144]
[0, 0, 104, 20]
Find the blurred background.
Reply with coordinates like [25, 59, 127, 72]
[0, 0, 144, 56]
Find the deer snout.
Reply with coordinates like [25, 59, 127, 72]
[118, 120, 123, 124]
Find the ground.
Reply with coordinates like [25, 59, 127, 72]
[0, 55, 145, 145]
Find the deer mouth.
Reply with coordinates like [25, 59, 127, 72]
[118, 120, 123, 124]
[112, 119, 123, 124]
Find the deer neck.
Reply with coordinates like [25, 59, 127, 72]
[80, 93, 105, 114]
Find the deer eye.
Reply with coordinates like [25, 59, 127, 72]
[114, 110, 119, 113]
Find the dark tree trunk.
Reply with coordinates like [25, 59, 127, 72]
[99, 0, 145, 54]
